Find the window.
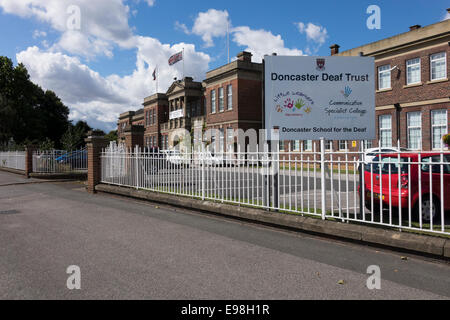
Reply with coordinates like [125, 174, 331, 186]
[279, 140, 285, 151]
[303, 140, 312, 151]
[218, 87, 224, 112]
[422, 156, 450, 174]
[407, 112, 422, 150]
[368, 157, 409, 174]
[363, 140, 373, 150]
[227, 85, 233, 110]
[431, 110, 448, 149]
[430, 52, 446, 81]
[325, 140, 332, 150]
[290, 140, 300, 151]
[339, 140, 348, 151]
[153, 109, 156, 125]
[406, 58, 421, 85]
[210, 131, 216, 153]
[378, 65, 391, 90]
[145, 111, 149, 126]
[211, 90, 216, 113]
[379, 115, 392, 147]
[227, 127, 234, 150]
[219, 128, 224, 152]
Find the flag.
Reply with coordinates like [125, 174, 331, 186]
[152, 68, 157, 81]
[168, 51, 183, 66]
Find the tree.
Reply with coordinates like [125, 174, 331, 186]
[0, 56, 70, 147]
[60, 120, 92, 151]
[104, 130, 118, 142]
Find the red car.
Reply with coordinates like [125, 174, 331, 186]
[362, 152, 450, 222]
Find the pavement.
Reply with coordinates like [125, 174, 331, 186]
[0, 170, 449, 300]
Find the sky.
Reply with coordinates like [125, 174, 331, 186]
[0, 0, 449, 132]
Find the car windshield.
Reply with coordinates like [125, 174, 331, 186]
[365, 157, 409, 174]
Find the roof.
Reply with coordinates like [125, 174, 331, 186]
[338, 19, 450, 57]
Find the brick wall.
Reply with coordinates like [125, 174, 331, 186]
[375, 44, 450, 106]
[205, 79, 239, 125]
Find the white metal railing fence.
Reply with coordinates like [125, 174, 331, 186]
[33, 148, 87, 173]
[0, 151, 26, 171]
[101, 142, 450, 236]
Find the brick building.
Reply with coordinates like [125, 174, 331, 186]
[117, 109, 144, 143]
[334, 16, 449, 152]
[204, 51, 263, 152]
[143, 93, 168, 149]
[117, 51, 263, 151]
[160, 77, 204, 150]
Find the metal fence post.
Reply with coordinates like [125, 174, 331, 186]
[201, 144, 205, 200]
[320, 138, 326, 220]
[135, 145, 139, 190]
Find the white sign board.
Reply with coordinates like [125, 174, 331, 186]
[265, 56, 375, 140]
[170, 109, 184, 120]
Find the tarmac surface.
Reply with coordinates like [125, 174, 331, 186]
[0, 171, 449, 300]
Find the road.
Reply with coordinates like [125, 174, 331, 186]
[0, 170, 449, 300]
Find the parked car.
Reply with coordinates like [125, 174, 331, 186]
[364, 147, 410, 164]
[362, 152, 450, 221]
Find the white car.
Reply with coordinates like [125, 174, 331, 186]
[364, 147, 410, 164]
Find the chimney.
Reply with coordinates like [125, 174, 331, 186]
[409, 25, 421, 31]
[330, 44, 340, 56]
[237, 51, 252, 62]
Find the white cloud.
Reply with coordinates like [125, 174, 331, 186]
[175, 21, 190, 34]
[16, 39, 210, 131]
[296, 22, 328, 45]
[191, 9, 229, 47]
[0, 0, 135, 59]
[178, 9, 304, 60]
[32, 30, 47, 39]
[53, 31, 114, 59]
[232, 26, 304, 62]
[1, 0, 211, 130]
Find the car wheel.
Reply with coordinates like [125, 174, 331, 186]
[365, 201, 380, 214]
[416, 195, 439, 222]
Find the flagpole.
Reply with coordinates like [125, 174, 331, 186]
[227, 20, 230, 64]
[182, 48, 185, 80]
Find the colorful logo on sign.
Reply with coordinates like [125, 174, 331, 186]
[341, 86, 353, 98]
[274, 92, 314, 116]
[316, 58, 326, 71]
